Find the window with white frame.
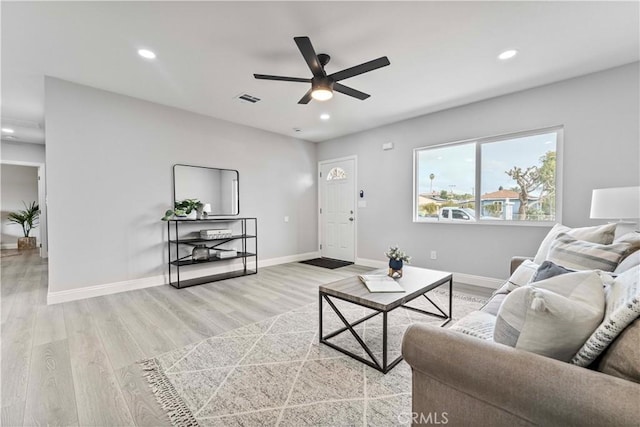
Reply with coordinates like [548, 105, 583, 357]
[414, 126, 562, 224]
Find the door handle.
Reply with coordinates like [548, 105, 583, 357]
[349, 217, 354, 221]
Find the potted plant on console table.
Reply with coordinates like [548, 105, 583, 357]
[7, 201, 40, 250]
[162, 199, 203, 220]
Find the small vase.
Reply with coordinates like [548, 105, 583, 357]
[388, 259, 403, 278]
[192, 245, 209, 261]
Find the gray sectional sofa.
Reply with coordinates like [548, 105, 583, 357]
[402, 227, 640, 426]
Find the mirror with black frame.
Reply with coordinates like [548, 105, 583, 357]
[173, 164, 239, 216]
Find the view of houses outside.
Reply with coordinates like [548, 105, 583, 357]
[416, 130, 558, 222]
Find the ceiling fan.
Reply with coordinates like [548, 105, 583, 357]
[254, 36, 390, 104]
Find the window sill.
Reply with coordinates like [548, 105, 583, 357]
[413, 218, 556, 227]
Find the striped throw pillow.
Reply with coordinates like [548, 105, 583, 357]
[547, 233, 630, 272]
[571, 265, 640, 366]
[533, 223, 617, 265]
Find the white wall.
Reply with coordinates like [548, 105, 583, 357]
[318, 63, 640, 280]
[45, 77, 317, 295]
[1, 164, 40, 247]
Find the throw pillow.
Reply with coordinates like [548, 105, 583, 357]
[532, 260, 573, 282]
[533, 223, 617, 265]
[571, 265, 640, 367]
[494, 270, 605, 362]
[493, 260, 539, 295]
[613, 231, 640, 270]
[450, 310, 496, 340]
[615, 250, 640, 275]
[547, 233, 631, 271]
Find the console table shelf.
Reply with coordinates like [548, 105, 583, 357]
[171, 251, 256, 267]
[166, 217, 257, 289]
[169, 235, 256, 245]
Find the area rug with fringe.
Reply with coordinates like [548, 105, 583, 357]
[140, 289, 487, 426]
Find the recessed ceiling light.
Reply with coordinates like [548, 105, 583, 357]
[137, 49, 156, 59]
[2, 128, 15, 133]
[320, 113, 330, 120]
[498, 49, 518, 60]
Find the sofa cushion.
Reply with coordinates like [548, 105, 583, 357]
[571, 265, 640, 367]
[533, 223, 616, 265]
[596, 317, 640, 383]
[450, 310, 496, 340]
[493, 259, 539, 295]
[547, 233, 630, 271]
[494, 270, 605, 362]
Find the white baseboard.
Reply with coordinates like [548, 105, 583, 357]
[259, 251, 320, 268]
[47, 275, 164, 305]
[47, 251, 320, 305]
[354, 257, 387, 268]
[454, 273, 503, 290]
[354, 258, 502, 290]
[1, 243, 18, 250]
[47, 252, 502, 305]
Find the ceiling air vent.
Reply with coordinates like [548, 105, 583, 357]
[235, 93, 261, 104]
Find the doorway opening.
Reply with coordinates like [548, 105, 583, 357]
[1, 162, 48, 258]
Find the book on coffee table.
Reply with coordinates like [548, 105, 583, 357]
[358, 274, 405, 293]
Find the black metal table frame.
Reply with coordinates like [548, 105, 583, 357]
[319, 276, 452, 374]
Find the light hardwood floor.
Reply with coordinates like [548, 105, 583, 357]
[1, 250, 491, 426]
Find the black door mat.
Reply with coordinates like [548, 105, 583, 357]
[299, 258, 354, 269]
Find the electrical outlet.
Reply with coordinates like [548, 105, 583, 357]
[430, 250, 437, 260]
[284, 216, 289, 223]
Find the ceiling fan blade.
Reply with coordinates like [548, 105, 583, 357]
[294, 36, 326, 78]
[253, 74, 310, 83]
[298, 88, 313, 104]
[334, 83, 370, 100]
[329, 56, 390, 82]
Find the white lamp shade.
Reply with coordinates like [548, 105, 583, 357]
[590, 186, 640, 219]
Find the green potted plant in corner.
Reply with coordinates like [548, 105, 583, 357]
[162, 199, 203, 221]
[7, 201, 40, 250]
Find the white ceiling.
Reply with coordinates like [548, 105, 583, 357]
[1, 1, 638, 145]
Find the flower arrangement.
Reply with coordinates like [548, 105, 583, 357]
[385, 245, 411, 263]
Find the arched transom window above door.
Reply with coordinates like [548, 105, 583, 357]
[327, 167, 347, 180]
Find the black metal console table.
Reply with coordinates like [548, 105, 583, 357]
[166, 217, 257, 288]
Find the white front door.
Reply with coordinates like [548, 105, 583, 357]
[319, 158, 356, 262]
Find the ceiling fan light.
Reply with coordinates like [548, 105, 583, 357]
[498, 49, 518, 60]
[311, 88, 333, 101]
[137, 49, 156, 59]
